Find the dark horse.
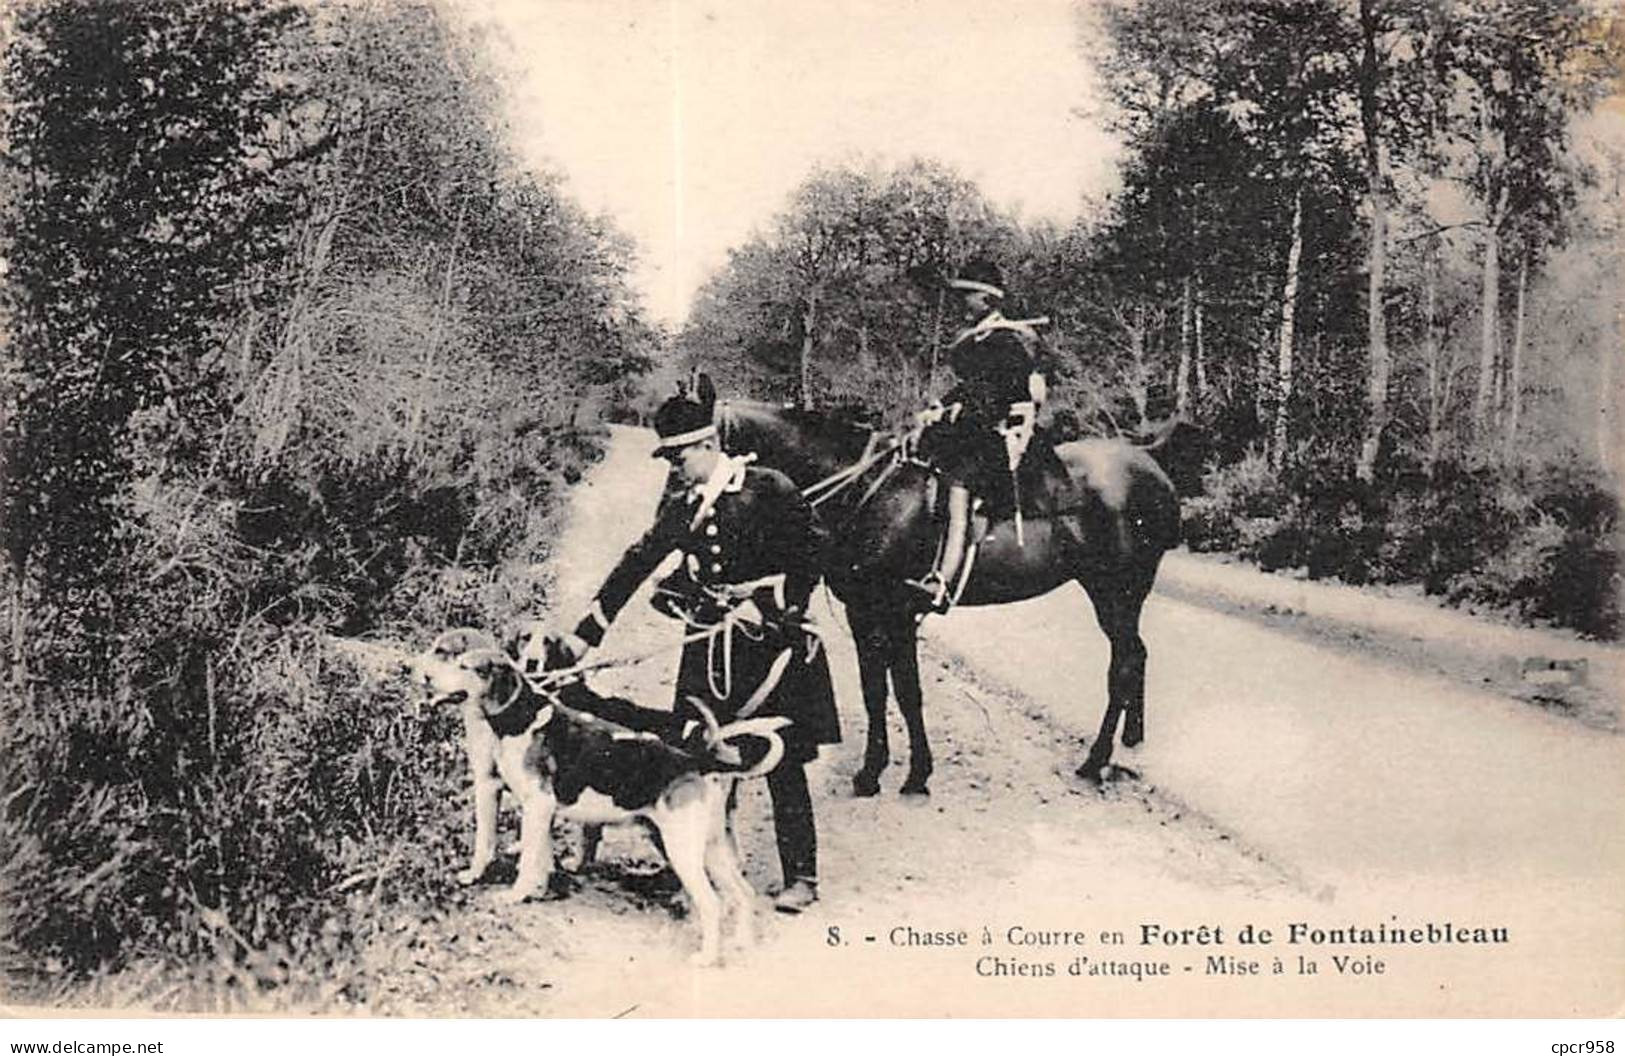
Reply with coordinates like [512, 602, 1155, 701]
[677, 376, 1183, 791]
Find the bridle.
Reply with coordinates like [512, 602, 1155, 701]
[718, 398, 912, 516]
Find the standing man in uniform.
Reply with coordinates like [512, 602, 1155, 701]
[907, 258, 1047, 612]
[556, 392, 839, 913]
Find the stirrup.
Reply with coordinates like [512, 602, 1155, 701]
[903, 572, 952, 614]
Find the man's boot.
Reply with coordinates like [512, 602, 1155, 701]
[769, 765, 819, 914]
[905, 482, 972, 613]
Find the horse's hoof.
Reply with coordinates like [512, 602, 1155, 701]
[1075, 761, 1138, 785]
[899, 776, 930, 796]
[853, 772, 881, 797]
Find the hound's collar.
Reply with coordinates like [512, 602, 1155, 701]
[484, 678, 555, 738]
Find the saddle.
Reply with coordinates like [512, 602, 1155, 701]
[920, 424, 1076, 522]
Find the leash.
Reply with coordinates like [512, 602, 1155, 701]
[528, 594, 822, 705]
[525, 619, 734, 689]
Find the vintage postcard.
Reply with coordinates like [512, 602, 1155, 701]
[0, 0, 1620, 1029]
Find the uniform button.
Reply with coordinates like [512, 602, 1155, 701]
[710, 563, 722, 573]
[704, 524, 718, 536]
[709, 544, 722, 554]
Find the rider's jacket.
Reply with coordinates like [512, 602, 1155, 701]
[943, 309, 1041, 427]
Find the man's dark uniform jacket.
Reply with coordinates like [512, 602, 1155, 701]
[571, 456, 840, 764]
[932, 311, 1040, 512]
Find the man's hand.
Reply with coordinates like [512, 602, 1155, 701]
[915, 403, 946, 428]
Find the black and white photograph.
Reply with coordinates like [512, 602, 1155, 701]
[1, 0, 1621, 1030]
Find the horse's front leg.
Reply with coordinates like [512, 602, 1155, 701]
[888, 610, 934, 796]
[848, 604, 892, 798]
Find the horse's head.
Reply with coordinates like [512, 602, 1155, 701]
[656, 368, 718, 429]
[655, 370, 873, 488]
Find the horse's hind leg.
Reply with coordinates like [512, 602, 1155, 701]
[1118, 561, 1159, 749]
[888, 609, 934, 796]
[1076, 566, 1153, 783]
[847, 602, 893, 798]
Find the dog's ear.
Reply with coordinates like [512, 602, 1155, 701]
[500, 621, 530, 661]
[541, 633, 574, 673]
[473, 653, 522, 716]
[435, 627, 498, 659]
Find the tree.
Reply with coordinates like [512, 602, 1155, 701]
[677, 159, 1015, 421]
[1, 0, 299, 674]
[1438, 0, 1608, 441]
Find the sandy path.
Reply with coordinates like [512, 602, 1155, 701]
[423, 427, 1622, 1018]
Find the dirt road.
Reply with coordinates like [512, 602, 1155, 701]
[428, 426, 1623, 1018]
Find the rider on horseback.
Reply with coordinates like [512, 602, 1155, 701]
[906, 258, 1048, 613]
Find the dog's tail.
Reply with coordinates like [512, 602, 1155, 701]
[686, 696, 792, 778]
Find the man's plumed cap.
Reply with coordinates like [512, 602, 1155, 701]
[651, 395, 716, 457]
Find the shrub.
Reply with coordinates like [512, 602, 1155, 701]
[1439, 460, 1620, 638]
[1182, 449, 1282, 554]
[1180, 447, 1619, 638]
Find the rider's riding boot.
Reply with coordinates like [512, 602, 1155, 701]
[906, 482, 972, 613]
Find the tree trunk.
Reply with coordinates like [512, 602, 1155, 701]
[8, 570, 26, 692]
[1473, 86, 1509, 437]
[1128, 302, 1149, 427]
[1422, 252, 1445, 476]
[1176, 276, 1193, 416]
[800, 283, 818, 409]
[1356, 184, 1391, 482]
[1355, 0, 1391, 484]
[929, 285, 944, 393]
[1600, 324, 1618, 474]
[1504, 251, 1528, 452]
[1255, 287, 1274, 436]
[1272, 188, 1304, 471]
[1475, 218, 1501, 436]
[1194, 282, 1209, 401]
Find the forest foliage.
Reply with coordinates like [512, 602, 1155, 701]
[0, 0, 654, 1002]
[673, 0, 1623, 637]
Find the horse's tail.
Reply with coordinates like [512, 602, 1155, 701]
[1144, 475, 1183, 552]
[1136, 417, 1207, 499]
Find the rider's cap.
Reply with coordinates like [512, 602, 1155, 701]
[651, 396, 716, 457]
[948, 257, 1005, 299]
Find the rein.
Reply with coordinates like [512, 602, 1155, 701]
[719, 399, 906, 511]
[800, 432, 905, 509]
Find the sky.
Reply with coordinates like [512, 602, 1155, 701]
[462, 0, 1121, 325]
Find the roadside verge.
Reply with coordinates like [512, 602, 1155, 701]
[1154, 549, 1620, 731]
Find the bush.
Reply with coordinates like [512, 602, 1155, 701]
[1182, 449, 1282, 554]
[2, 400, 606, 1000]
[1181, 447, 1620, 638]
[1438, 461, 1620, 638]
